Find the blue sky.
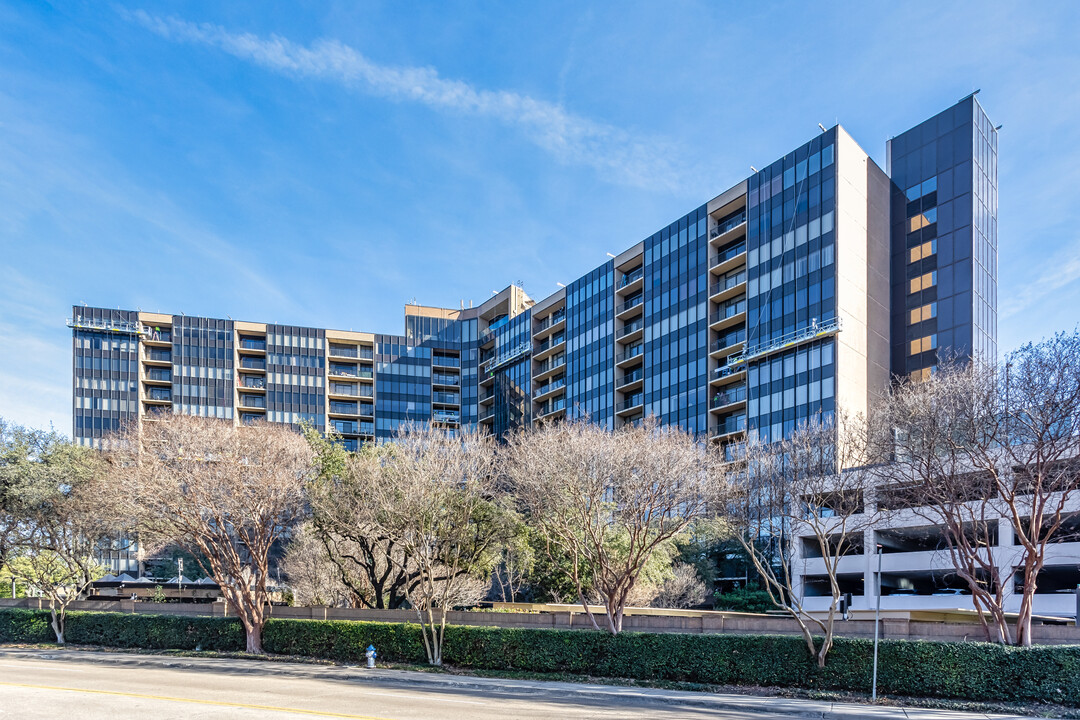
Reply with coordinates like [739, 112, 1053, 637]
[2, 1, 1079, 432]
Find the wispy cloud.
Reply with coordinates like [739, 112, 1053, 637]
[126, 11, 684, 190]
[1000, 235, 1080, 319]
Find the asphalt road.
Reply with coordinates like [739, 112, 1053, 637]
[0, 648, 1037, 720]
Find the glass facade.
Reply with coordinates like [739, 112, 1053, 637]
[643, 207, 708, 434]
[888, 95, 998, 379]
[566, 263, 614, 427]
[71, 99, 997, 451]
[745, 132, 838, 442]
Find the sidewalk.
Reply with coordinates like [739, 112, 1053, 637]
[0, 646, 1051, 720]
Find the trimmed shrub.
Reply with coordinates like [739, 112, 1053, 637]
[1, 609, 1077, 705]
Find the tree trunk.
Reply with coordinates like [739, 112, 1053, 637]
[49, 606, 65, 645]
[245, 621, 264, 654]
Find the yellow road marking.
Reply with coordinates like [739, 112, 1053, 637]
[0, 681, 398, 720]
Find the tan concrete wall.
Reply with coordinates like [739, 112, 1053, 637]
[4, 598, 1076, 645]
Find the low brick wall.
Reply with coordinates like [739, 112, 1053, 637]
[3, 597, 1077, 645]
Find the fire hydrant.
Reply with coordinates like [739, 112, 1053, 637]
[365, 644, 377, 669]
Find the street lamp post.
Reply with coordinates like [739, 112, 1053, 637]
[178, 557, 183, 598]
[872, 543, 883, 702]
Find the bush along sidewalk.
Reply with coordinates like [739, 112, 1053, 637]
[2, 608, 1078, 706]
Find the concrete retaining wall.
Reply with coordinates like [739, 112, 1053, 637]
[3, 598, 1078, 645]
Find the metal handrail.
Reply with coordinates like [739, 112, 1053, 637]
[724, 316, 842, 370]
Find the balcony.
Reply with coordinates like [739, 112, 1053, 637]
[329, 383, 357, 396]
[328, 345, 359, 358]
[433, 392, 460, 405]
[619, 266, 644, 288]
[709, 297, 746, 329]
[328, 364, 359, 378]
[710, 385, 747, 410]
[533, 376, 565, 399]
[535, 334, 565, 354]
[533, 309, 566, 336]
[239, 395, 266, 409]
[145, 368, 171, 383]
[144, 349, 171, 363]
[710, 211, 747, 240]
[330, 420, 360, 435]
[329, 401, 359, 415]
[711, 414, 747, 438]
[616, 318, 644, 341]
[239, 376, 266, 389]
[358, 404, 375, 417]
[536, 397, 566, 418]
[617, 368, 644, 390]
[145, 388, 172, 402]
[616, 394, 644, 415]
[616, 344, 644, 366]
[534, 354, 566, 380]
[433, 410, 460, 424]
[710, 242, 746, 271]
[240, 413, 263, 425]
[709, 270, 747, 301]
[240, 357, 266, 371]
[433, 373, 460, 387]
[615, 295, 644, 317]
[239, 337, 266, 351]
[711, 328, 747, 356]
[433, 354, 461, 368]
[143, 329, 171, 344]
[479, 407, 495, 422]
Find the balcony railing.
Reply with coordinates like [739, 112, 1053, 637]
[329, 383, 357, 396]
[145, 349, 171, 362]
[711, 415, 747, 436]
[710, 211, 747, 239]
[537, 397, 566, 416]
[433, 410, 460, 423]
[533, 376, 565, 398]
[241, 413, 263, 425]
[146, 389, 171, 401]
[239, 338, 266, 351]
[146, 369, 171, 382]
[534, 354, 566, 375]
[616, 295, 644, 315]
[330, 420, 360, 434]
[328, 345, 359, 358]
[330, 402, 358, 415]
[433, 374, 460, 386]
[357, 387, 374, 399]
[616, 344, 644, 363]
[536, 334, 565, 353]
[433, 392, 460, 405]
[712, 328, 747, 353]
[534, 309, 566, 333]
[710, 385, 747, 408]
[710, 297, 746, 325]
[145, 329, 171, 343]
[358, 404, 375, 416]
[709, 270, 746, 297]
[240, 377, 266, 389]
[617, 395, 644, 412]
[616, 318, 644, 339]
[710, 242, 746, 268]
[433, 354, 461, 368]
[618, 368, 644, 386]
[619, 266, 644, 287]
[328, 365, 358, 378]
[239, 395, 266, 409]
[479, 407, 495, 421]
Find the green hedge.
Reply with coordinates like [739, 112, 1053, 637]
[1, 608, 1077, 705]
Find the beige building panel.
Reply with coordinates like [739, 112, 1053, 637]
[614, 242, 644, 269]
[325, 329, 375, 343]
[530, 287, 566, 316]
[138, 312, 172, 325]
[234, 321, 267, 333]
[706, 180, 748, 215]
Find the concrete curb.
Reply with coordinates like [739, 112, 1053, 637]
[0, 647, 1043, 720]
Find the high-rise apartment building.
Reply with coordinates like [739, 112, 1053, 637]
[70, 96, 997, 454]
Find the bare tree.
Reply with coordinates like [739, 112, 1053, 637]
[344, 424, 509, 666]
[732, 409, 876, 667]
[111, 415, 315, 654]
[871, 362, 1014, 644]
[651, 562, 709, 609]
[875, 332, 1080, 646]
[504, 418, 729, 634]
[1, 420, 124, 643]
[280, 522, 356, 607]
